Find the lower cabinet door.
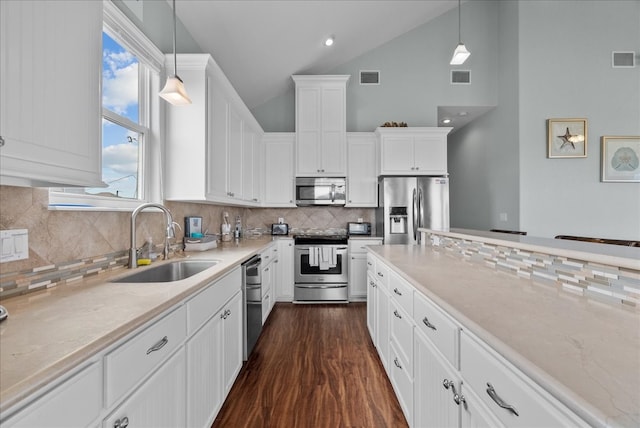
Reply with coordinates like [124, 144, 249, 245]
[186, 311, 223, 428]
[389, 342, 413, 426]
[222, 292, 243, 396]
[104, 348, 186, 428]
[460, 384, 505, 428]
[377, 284, 390, 373]
[348, 253, 367, 300]
[366, 271, 378, 342]
[414, 331, 461, 428]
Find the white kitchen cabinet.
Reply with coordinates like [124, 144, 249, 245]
[0, 0, 103, 188]
[263, 133, 295, 206]
[275, 238, 295, 301]
[366, 269, 378, 342]
[346, 133, 378, 207]
[376, 127, 452, 176]
[414, 329, 462, 428]
[368, 254, 391, 373]
[292, 75, 350, 176]
[348, 238, 382, 301]
[104, 348, 186, 428]
[185, 267, 241, 428]
[390, 341, 414, 426]
[1, 361, 102, 428]
[105, 306, 187, 407]
[460, 330, 588, 428]
[164, 54, 263, 206]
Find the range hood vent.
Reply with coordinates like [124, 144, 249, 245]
[451, 70, 471, 84]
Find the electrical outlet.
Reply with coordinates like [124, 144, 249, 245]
[278, 217, 284, 224]
[1, 229, 29, 263]
[358, 218, 363, 223]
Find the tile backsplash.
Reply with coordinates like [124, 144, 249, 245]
[0, 185, 374, 298]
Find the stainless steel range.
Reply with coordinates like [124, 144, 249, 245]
[293, 234, 349, 303]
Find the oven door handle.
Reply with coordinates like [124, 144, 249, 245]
[295, 246, 348, 251]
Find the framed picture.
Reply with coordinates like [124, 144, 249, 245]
[601, 136, 640, 182]
[547, 118, 587, 158]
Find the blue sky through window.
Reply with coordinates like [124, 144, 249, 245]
[88, 32, 140, 199]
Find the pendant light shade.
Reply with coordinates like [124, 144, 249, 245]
[450, 0, 470, 65]
[160, 0, 191, 105]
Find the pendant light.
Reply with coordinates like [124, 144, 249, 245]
[450, 0, 470, 65]
[159, 0, 192, 105]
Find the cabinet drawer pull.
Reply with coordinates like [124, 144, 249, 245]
[394, 358, 402, 369]
[443, 379, 467, 409]
[146, 336, 168, 355]
[486, 383, 519, 416]
[114, 416, 129, 428]
[367, 262, 372, 266]
[422, 316, 437, 331]
[393, 310, 402, 319]
[377, 272, 384, 277]
[393, 288, 402, 296]
[221, 309, 231, 320]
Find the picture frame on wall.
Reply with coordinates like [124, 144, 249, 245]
[547, 118, 588, 158]
[601, 136, 640, 182]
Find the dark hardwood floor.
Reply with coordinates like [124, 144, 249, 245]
[212, 303, 408, 428]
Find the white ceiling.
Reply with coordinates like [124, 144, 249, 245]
[176, 0, 459, 110]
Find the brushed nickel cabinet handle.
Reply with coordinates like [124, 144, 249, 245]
[394, 358, 402, 369]
[422, 316, 437, 331]
[146, 336, 168, 355]
[393, 288, 402, 296]
[486, 383, 519, 416]
[377, 272, 384, 277]
[114, 416, 129, 428]
[393, 310, 402, 319]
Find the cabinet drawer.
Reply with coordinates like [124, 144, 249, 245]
[261, 243, 277, 264]
[2, 361, 102, 428]
[389, 271, 413, 317]
[348, 238, 382, 254]
[460, 331, 587, 427]
[105, 306, 187, 407]
[390, 302, 413, 378]
[390, 342, 414, 426]
[374, 260, 389, 291]
[366, 253, 376, 276]
[187, 267, 241, 335]
[414, 291, 459, 369]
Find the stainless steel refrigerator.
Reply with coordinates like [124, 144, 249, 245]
[376, 176, 449, 244]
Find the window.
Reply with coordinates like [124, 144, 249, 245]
[50, 2, 164, 210]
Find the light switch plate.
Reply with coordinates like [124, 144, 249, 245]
[0, 229, 29, 263]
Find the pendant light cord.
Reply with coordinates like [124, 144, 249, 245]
[172, 0, 177, 77]
[458, 0, 462, 44]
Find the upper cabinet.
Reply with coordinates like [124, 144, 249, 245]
[0, 0, 103, 188]
[164, 54, 263, 206]
[346, 133, 378, 207]
[376, 127, 452, 176]
[292, 75, 350, 177]
[263, 133, 295, 207]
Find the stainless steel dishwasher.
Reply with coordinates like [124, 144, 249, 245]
[242, 255, 262, 360]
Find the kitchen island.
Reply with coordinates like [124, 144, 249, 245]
[370, 228, 639, 427]
[0, 236, 277, 419]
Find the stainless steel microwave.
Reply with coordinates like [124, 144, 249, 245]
[295, 177, 346, 206]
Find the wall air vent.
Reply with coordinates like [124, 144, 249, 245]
[451, 70, 471, 84]
[360, 70, 380, 85]
[612, 51, 635, 68]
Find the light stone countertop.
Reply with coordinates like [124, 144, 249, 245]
[369, 243, 640, 428]
[0, 236, 279, 414]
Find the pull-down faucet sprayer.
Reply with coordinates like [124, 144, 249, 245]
[129, 203, 176, 268]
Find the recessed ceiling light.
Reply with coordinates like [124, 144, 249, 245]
[324, 36, 335, 47]
[442, 118, 452, 124]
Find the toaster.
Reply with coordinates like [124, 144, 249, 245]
[271, 223, 289, 235]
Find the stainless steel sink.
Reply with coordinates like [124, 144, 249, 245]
[112, 260, 219, 283]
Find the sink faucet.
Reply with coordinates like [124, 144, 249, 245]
[129, 203, 176, 268]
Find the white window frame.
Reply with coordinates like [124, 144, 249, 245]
[49, 0, 165, 211]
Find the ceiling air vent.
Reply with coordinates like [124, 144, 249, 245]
[360, 70, 380, 85]
[451, 70, 471, 85]
[612, 51, 635, 68]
